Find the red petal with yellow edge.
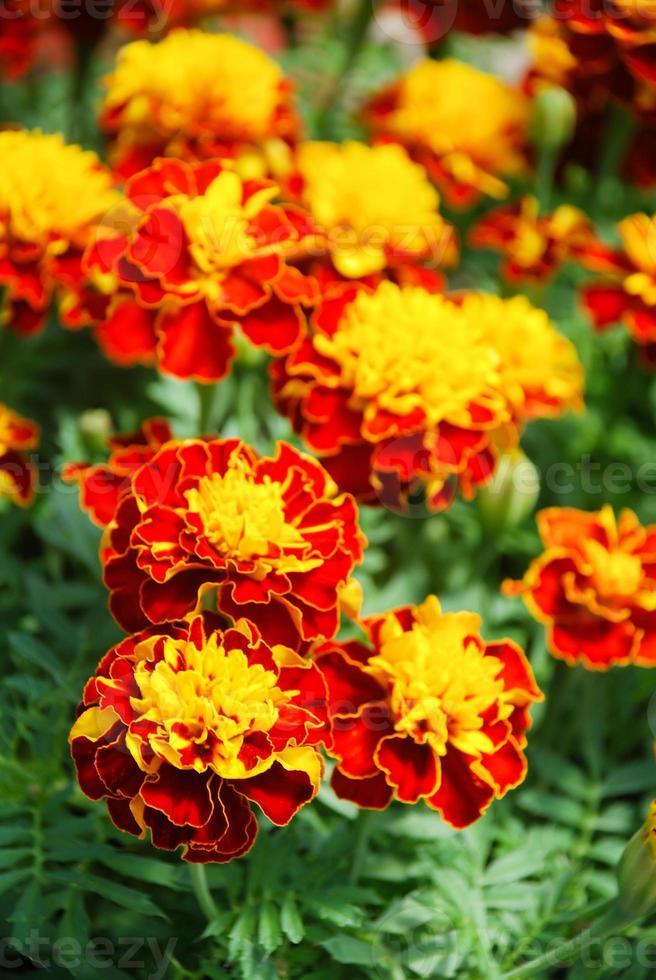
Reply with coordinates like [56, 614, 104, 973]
[107, 797, 143, 838]
[143, 806, 192, 851]
[127, 158, 201, 207]
[128, 207, 190, 284]
[0, 451, 35, 505]
[526, 557, 580, 618]
[315, 648, 385, 712]
[240, 762, 315, 826]
[141, 767, 214, 828]
[94, 300, 157, 367]
[331, 769, 393, 810]
[376, 734, 439, 803]
[582, 284, 629, 331]
[481, 740, 527, 795]
[185, 783, 257, 863]
[239, 295, 304, 353]
[426, 750, 495, 829]
[157, 303, 236, 382]
[95, 735, 144, 798]
[140, 569, 221, 625]
[550, 618, 637, 669]
[486, 640, 542, 700]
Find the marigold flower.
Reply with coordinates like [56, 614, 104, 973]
[581, 212, 656, 364]
[364, 59, 528, 207]
[62, 418, 173, 527]
[504, 505, 656, 669]
[86, 157, 307, 381]
[291, 141, 457, 279]
[0, 402, 39, 506]
[100, 30, 300, 180]
[315, 595, 542, 826]
[470, 196, 598, 283]
[273, 280, 517, 510]
[70, 615, 328, 862]
[457, 293, 584, 422]
[103, 438, 365, 648]
[0, 130, 120, 336]
[387, 0, 536, 38]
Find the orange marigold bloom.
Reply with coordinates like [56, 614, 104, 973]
[315, 596, 542, 826]
[581, 212, 656, 364]
[100, 30, 300, 180]
[0, 402, 39, 506]
[0, 130, 120, 337]
[470, 196, 599, 283]
[103, 438, 365, 648]
[274, 281, 521, 510]
[364, 59, 528, 208]
[290, 141, 457, 279]
[70, 615, 328, 862]
[86, 157, 307, 382]
[504, 505, 656, 669]
[62, 418, 173, 527]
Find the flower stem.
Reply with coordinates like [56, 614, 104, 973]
[315, 0, 378, 137]
[535, 144, 556, 214]
[189, 864, 220, 925]
[196, 381, 217, 435]
[594, 102, 636, 215]
[503, 903, 634, 979]
[350, 809, 374, 885]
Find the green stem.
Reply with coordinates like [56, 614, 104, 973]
[189, 864, 220, 925]
[503, 903, 634, 979]
[350, 809, 374, 885]
[594, 102, 636, 215]
[315, 0, 378, 137]
[196, 381, 218, 435]
[535, 144, 556, 214]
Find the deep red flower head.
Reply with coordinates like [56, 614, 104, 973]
[85, 157, 309, 382]
[504, 505, 656, 670]
[103, 437, 365, 649]
[314, 596, 542, 827]
[69, 615, 328, 862]
[0, 402, 39, 506]
[272, 280, 515, 511]
[62, 418, 173, 527]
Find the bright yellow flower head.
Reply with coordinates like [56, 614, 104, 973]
[296, 140, 455, 277]
[458, 293, 584, 420]
[618, 213, 656, 305]
[314, 282, 506, 429]
[102, 30, 295, 177]
[0, 130, 119, 248]
[372, 59, 528, 200]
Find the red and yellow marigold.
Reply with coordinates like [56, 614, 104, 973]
[315, 596, 542, 827]
[273, 282, 580, 510]
[102, 437, 364, 648]
[290, 140, 457, 279]
[504, 506, 656, 669]
[364, 59, 528, 207]
[0, 130, 120, 336]
[85, 157, 307, 382]
[581, 212, 656, 364]
[470, 196, 599, 283]
[100, 30, 300, 180]
[70, 615, 328, 862]
[0, 402, 39, 506]
[62, 418, 173, 527]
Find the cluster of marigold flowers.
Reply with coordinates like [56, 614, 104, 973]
[5, 10, 656, 864]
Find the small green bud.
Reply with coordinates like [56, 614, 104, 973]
[617, 801, 656, 921]
[531, 86, 577, 151]
[476, 449, 540, 534]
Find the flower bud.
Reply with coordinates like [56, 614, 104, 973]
[617, 801, 656, 920]
[475, 449, 540, 534]
[531, 86, 577, 151]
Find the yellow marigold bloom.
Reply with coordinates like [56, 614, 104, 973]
[0, 130, 119, 336]
[365, 59, 528, 207]
[458, 293, 584, 421]
[295, 140, 456, 278]
[101, 30, 299, 180]
[0, 402, 39, 506]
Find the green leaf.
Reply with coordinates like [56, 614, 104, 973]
[319, 936, 375, 967]
[258, 900, 281, 956]
[280, 893, 304, 945]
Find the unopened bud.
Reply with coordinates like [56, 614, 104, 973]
[476, 449, 540, 534]
[617, 801, 656, 920]
[531, 86, 577, 151]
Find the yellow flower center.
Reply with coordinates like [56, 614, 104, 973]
[128, 633, 290, 779]
[367, 596, 510, 757]
[315, 282, 503, 428]
[584, 541, 644, 600]
[184, 458, 321, 576]
[457, 293, 583, 416]
[174, 170, 277, 292]
[103, 30, 284, 143]
[384, 59, 527, 177]
[297, 140, 448, 277]
[0, 130, 119, 246]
